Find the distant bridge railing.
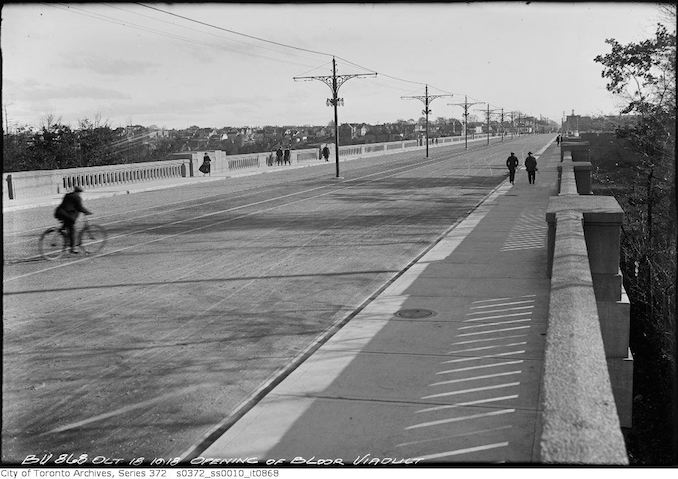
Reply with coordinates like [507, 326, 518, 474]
[3, 132, 508, 202]
[540, 136, 632, 464]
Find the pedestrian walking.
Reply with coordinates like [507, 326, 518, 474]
[283, 147, 291, 165]
[506, 152, 519, 185]
[199, 153, 211, 176]
[525, 152, 538, 184]
[322, 145, 330, 162]
[276, 147, 283, 166]
[556, 134, 561, 146]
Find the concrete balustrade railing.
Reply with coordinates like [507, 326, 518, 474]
[540, 209, 628, 464]
[3, 158, 189, 201]
[540, 143, 632, 464]
[557, 152, 593, 195]
[560, 140, 591, 162]
[180, 135, 503, 180]
[3, 133, 507, 202]
[58, 161, 185, 190]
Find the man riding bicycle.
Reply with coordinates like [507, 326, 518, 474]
[54, 186, 92, 254]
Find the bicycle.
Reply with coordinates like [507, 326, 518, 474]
[39, 217, 107, 260]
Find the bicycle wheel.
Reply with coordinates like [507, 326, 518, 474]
[39, 228, 66, 260]
[79, 224, 107, 254]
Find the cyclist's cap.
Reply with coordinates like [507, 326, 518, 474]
[528, 152, 533, 155]
[73, 186, 84, 193]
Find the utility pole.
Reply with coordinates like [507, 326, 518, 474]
[448, 95, 483, 150]
[402, 85, 452, 158]
[475, 104, 502, 146]
[486, 104, 491, 145]
[500, 108, 505, 142]
[294, 57, 376, 178]
[510, 111, 517, 139]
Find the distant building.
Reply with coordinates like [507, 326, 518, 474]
[565, 110, 592, 134]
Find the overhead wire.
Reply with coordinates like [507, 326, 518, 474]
[102, 3, 320, 65]
[135, 3, 336, 58]
[136, 3, 465, 99]
[47, 3, 323, 70]
[47, 3, 214, 46]
[294, 61, 334, 77]
[334, 56, 457, 95]
[51, 3, 537, 122]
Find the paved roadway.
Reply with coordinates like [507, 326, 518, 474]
[2, 135, 552, 464]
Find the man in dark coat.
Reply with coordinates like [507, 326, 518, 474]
[54, 186, 92, 253]
[506, 152, 519, 185]
[525, 152, 538, 184]
[283, 147, 291, 165]
[322, 145, 330, 162]
[276, 147, 283, 166]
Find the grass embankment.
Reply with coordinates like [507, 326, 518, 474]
[587, 132, 675, 465]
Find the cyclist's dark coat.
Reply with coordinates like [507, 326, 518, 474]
[55, 192, 91, 223]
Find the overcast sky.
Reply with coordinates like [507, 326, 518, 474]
[2, 2, 670, 130]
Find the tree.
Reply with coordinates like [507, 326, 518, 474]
[595, 21, 676, 301]
[77, 115, 119, 167]
[595, 18, 677, 463]
[3, 124, 35, 172]
[28, 116, 78, 170]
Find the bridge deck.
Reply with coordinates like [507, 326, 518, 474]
[199, 144, 560, 464]
[3, 137, 558, 465]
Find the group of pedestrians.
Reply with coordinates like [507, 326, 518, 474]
[506, 151, 538, 185]
[275, 147, 291, 166]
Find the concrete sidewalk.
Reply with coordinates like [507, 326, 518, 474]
[196, 143, 559, 465]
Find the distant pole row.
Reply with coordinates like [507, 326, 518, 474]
[294, 60, 550, 176]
